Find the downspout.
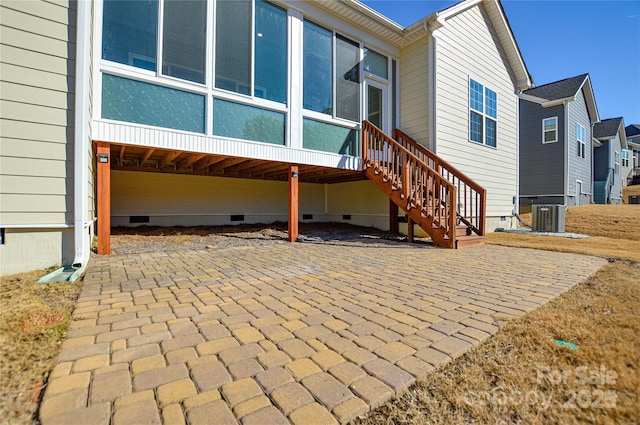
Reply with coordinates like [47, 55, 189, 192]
[424, 21, 437, 152]
[37, 0, 91, 284]
[72, 0, 92, 273]
[564, 100, 569, 205]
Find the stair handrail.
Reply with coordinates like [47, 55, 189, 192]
[362, 121, 457, 247]
[392, 128, 486, 236]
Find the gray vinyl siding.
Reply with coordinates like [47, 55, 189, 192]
[518, 99, 565, 197]
[566, 88, 593, 205]
[0, 0, 76, 226]
[610, 135, 623, 202]
[593, 141, 609, 181]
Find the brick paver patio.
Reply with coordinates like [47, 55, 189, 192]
[39, 242, 606, 424]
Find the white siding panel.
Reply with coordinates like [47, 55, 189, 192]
[0, 7, 72, 41]
[1, 138, 71, 160]
[0, 25, 73, 59]
[0, 63, 74, 92]
[1, 81, 71, 109]
[1, 100, 73, 127]
[94, 120, 363, 171]
[0, 120, 71, 143]
[399, 36, 430, 146]
[1, 1, 71, 25]
[434, 4, 519, 219]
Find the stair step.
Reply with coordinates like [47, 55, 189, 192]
[456, 226, 472, 237]
[456, 235, 484, 249]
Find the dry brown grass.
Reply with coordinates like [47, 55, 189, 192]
[359, 204, 640, 425]
[0, 270, 82, 425]
[357, 263, 640, 425]
[487, 233, 640, 263]
[622, 185, 640, 203]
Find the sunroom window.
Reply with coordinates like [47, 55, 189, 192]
[336, 35, 360, 122]
[303, 21, 333, 114]
[163, 0, 206, 84]
[214, 0, 287, 102]
[102, 0, 158, 71]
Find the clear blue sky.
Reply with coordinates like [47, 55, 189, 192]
[361, 0, 640, 126]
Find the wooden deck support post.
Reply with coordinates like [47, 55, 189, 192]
[288, 164, 299, 242]
[389, 200, 399, 234]
[407, 216, 414, 243]
[96, 142, 111, 255]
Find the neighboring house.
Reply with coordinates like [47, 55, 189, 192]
[593, 117, 627, 204]
[625, 124, 640, 185]
[0, 0, 531, 276]
[519, 74, 600, 207]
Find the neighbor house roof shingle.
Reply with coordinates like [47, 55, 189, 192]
[594, 117, 623, 140]
[522, 74, 588, 101]
[626, 124, 640, 138]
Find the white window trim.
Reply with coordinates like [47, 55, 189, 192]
[576, 123, 586, 159]
[542, 116, 558, 144]
[622, 149, 630, 167]
[468, 77, 497, 149]
[614, 151, 620, 175]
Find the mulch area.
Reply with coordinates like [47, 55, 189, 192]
[109, 222, 430, 254]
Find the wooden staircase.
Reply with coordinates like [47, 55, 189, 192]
[362, 121, 486, 249]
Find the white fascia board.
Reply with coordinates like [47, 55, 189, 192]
[578, 75, 600, 123]
[340, 0, 404, 32]
[519, 93, 570, 108]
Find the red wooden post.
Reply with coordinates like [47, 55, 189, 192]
[288, 164, 299, 242]
[96, 142, 111, 255]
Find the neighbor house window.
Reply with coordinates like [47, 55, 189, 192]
[542, 117, 558, 143]
[614, 151, 620, 175]
[469, 79, 497, 147]
[622, 150, 630, 167]
[303, 21, 360, 123]
[576, 123, 586, 158]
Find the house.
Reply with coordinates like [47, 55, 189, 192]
[625, 124, 640, 185]
[593, 117, 627, 204]
[0, 0, 531, 276]
[519, 74, 600, 208]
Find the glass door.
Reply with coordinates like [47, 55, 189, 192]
[365, 79, 388, 133]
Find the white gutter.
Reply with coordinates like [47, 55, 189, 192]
[72, 0, 92, 271]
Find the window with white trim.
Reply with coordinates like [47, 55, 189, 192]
[622, 150, 630, 167]
[469, 79, 497, 147]
[542, 117, 557, 143]
[576, 123, 586, 158]
[614, 151, 620, 175]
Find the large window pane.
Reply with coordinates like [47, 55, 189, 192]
[102, 0, 158, 71]
[336, 35, 360, 122]
[485, 87, 497, 119]
[303, 21, 332, 114]
[485, 119, 496, 147]
[303, 118, 359, 155]
[364, 48, 388, 79]
[102, 74, 205, 133]
[470, 111, 482, 143]
[163, 0, 206, 84]
[470, 79, 483, 112]
[213, 98, 285, 145]
[255, 1, 287, 104]
[216, 0, 251, 94]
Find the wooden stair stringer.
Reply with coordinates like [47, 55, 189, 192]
[364, 167, 453, 248]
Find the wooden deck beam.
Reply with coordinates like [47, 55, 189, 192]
[96, 142, 111, 255]
[288, 164, 299, 242]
